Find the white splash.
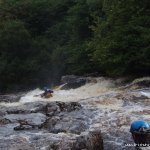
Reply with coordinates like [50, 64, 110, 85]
[140, 91, 150, 98]
[18, 77, 116, 103]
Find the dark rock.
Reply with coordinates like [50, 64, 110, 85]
[14, 124, 34, 130]
[6, 101, 47, 114]
[41, 108, 93, 134]
[60, 75, 86, 90]
[86, 130, 104, 150]
[0, 99, 104, 150]
[51, 118, 87, 134]
[46, 101, 82, 116]
[0, 117, 11, 125]
[7, 145, 36, 150]
[4, 113, 46, 130]
[66, 130, 104, 150]
[46, 102, 62, 116]
[0, 93, 24, 103]
[65, 102, 82, 112]
[7, 109, 26, 114]
[122, 77, 150, 90]
[73, 135, 87, 149]
[135, 80, 150, 87]
[122, 94, 148, 102]
[4, 101, 82, 132]
[4, 101, 81, 118]
[60, 79, 86, 90]
[61, 75, 79, 84]
[24, 101, 47, 113]
[58, 138, 77, 150]
[41, 114, 88, 134]
[86, 77, 97, 83]
[0, 109, 6, 116]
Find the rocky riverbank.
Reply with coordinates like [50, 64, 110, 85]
[0, 100, 103, 150]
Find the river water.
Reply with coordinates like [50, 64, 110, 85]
[0, 77, 150, 150]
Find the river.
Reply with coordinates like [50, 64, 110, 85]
[0, 77, 150, 150]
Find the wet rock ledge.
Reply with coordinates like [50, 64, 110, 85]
[0, 101, 103, 150]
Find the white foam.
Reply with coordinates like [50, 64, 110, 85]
[140, 91, 150, 98]
[15, 78, 116, 104]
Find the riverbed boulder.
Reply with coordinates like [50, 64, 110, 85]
[0, 91, 105, 150]
[43, 115, 88, 134]
[5, 101, 47, 114]
[0, 117, 11, 125]
[0, 93, 24, 103]
[60, 75, 86, 90]
[122, 77, 150, 90]
[42, 107, 91, 134]
[86, 130, 104, 150]
[45, 101, 82, 116]
[65, 130, 103, 150]
[61, 75, 79, 84]
[4, 113, 47, 130]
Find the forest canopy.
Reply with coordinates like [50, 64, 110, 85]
[0, 0, 150, 92]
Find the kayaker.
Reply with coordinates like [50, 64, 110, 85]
[41, 87, 54, 98]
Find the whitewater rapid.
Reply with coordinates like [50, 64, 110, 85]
[0, 77, 150, 150]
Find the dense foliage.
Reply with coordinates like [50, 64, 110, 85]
[0, 0, 149, 92]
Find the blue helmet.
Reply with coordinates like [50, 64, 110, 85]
[43, 87, 49, 91]
[130, 120, 150, 132]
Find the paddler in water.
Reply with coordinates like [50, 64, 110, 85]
[130, 120, 150, 150]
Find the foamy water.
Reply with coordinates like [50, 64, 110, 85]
[141, 91, 150, 98]
[0, 77, 116, 107]
[18, 77, 117, 103]
[14, 77, 150, 132]
[0, 77, 150, 149]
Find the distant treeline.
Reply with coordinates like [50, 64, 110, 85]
[0, 0, 149, 92]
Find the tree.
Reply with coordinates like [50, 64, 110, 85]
[0, 20, 33, 90]
[89, 0, 150, 76]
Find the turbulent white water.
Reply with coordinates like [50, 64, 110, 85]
[0, 77, 150, 150]
[140, 91, 150, 98]
[20, 77, 117, 103]
[0, 77, 116, 107]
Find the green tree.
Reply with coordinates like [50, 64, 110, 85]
[90, 0, 150, 76]
[0, 20, 33, 90]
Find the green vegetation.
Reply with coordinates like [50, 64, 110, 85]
[0, 0, 149, 92]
